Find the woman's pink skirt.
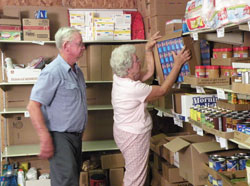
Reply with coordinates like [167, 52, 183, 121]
[113, 125, 151, 186]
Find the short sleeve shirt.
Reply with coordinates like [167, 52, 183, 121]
[30, 54, 88, 133]
[111, 74, 152, 134]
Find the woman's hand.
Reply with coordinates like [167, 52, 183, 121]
[172, 46, 191, 68]
[145, 31, 162, 52]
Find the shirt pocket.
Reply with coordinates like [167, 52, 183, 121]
[58, 82, 79, 98]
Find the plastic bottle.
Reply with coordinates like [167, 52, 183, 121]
[5, 57, 14, 70]
[17, 169, 25, 186]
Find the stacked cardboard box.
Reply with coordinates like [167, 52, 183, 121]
[150, 133, 192, 186]
[101, 153, 125, 186]
[137, 0, 189, 38]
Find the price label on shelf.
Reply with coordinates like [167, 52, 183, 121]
[197, 127, 204, 136]
[216, 136, 229, 149]
[192, 32, 199, 41]
[32, 41, 45, 45]
[157, 110, 163, 117]
[196, 86, 205, 93]
[216, 89, 227, 100]
[24, 111, 30, 117]
[248, 21, 250, 31]
[217, 27, 225, 38]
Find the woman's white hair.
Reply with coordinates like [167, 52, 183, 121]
[110, 45, 136, 77]
[55, 27, 80, 50]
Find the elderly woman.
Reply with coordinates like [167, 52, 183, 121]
[110, 33, 191, 186]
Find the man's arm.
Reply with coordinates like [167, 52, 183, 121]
[27, 100, 54, 159]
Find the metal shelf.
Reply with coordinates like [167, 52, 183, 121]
[2, 140, 119, 158]
[0, 81, 113, 91]
[0, 104, 154, 116]
[0, 40, 147, 44]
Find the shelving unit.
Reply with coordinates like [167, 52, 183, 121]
[2, 140, 119, 158]
[0, 38, 149, 166]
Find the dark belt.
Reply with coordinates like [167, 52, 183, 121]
[65, 132, 82, 136]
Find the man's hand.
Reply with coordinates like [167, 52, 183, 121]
[39, 132, 54, 159]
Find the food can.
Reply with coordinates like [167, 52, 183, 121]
[226, 156, 239, 171]
[239, 156, 250, 170]
[213, 157, 226, 172]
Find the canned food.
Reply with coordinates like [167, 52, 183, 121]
[239, 156, 250, 170]
[226, 156, 239, 171]
[208, 174, 213, 184]
[213, 157, 226, 172]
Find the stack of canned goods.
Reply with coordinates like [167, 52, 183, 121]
[190, 106, 250, 133]
[209, 153, 250, 172]
[208, 153, 250, 185]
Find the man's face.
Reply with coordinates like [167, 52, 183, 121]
[68, 33, 85, 60]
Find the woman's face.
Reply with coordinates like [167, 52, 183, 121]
[128, 54, 141, 80]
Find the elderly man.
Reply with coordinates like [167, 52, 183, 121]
[27, 27, 87, 186]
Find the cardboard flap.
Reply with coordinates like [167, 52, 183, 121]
[163, 137, 190, 153]
[192, 141, 236, 154]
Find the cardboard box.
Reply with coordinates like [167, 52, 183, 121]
[26, 179, 51, 186]
[109, 168, 124, 186]
[232, 82, 250, 95]
[79, 171, 89, 186]
[234, 131, 250, 146]
[22, 18, 50, 41]
[154, 31, 199, 85]
[161, 175, 191, 186]
[137, 0, 188, 17]
[144, 15, 184, 38]
[150, 133, 167, 156]
[153, 153, 162, 171]
[211, 57, 250, 66]
[216, 100, 249, 111]
[6, 69, 41, 83]
[162, 160, 185, 183]
[0, 10, 21, 41]
[162, 133, 195, 165]
[164, 135, 236, 186]
[101, 153, 125, 169]
[184, 75, 230, 86]
[173, 93, 218, 121]
[4, 6, 69, 40]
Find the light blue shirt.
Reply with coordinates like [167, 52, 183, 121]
[30, 54, 87, 133]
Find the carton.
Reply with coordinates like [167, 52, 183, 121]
[137, 0, 188, 17]
[154, 31, 199, 85]
[101, 153, 125, 169]
[164, 135, 236, 185]
[211, 57, 250, 66]
[232, 82, 250, 95]
[144, 15, 184, 38]
[216, 100, 249, 111]
[4, 6, 69, 40]
[150, 133, 167, 156]
[184, 75, 230, 86]
[0, 13, 21, 41]
[22, 18, 50, 41]
[6, 69, 41, 83]
[79, 171, 89, 186]
[172, 93, 218, 121]
[109, 168, 124, 186]
[234, 131, 250, 146]
[162, 160, 185, 183]
[162, 132, 195, 165]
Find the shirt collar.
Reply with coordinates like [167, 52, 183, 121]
[57, 54, 80, 73]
